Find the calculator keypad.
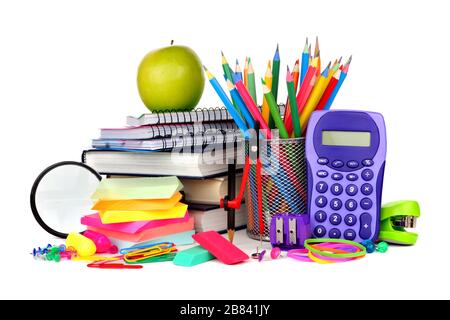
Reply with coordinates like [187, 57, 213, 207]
[311, 158, 377, 242]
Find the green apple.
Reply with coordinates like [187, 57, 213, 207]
[137, 44, 205, 112]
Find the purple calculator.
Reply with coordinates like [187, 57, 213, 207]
[305, 110, 386, 242]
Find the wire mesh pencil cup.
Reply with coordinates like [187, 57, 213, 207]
[245, 137, 308, 241]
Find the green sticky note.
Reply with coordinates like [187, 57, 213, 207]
[173, 245, 215, 267]
[91, 176, 183, 200]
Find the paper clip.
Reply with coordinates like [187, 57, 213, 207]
[123, 243, 177, 263]
[120, 242, 174, 255]
[87, 260, 143, 269]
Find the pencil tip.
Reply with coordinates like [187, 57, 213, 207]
[221, 51, 224, 56]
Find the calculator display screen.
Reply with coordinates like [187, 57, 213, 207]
[322, 131, 371, 147]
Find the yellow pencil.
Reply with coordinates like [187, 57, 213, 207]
[329, 57, 342, 78]
[244, 57, 249, 89]
[300, 62, 331, 132]
[261, 61, 273, 124]
[314, 36, 320, 76]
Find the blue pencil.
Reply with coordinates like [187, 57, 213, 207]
[204, 66, 250, 138]
[225, 78, 255, 129]
[234, 59, 243, 82]
[300, 38, 309, 85]
[324, 56, 351, 110]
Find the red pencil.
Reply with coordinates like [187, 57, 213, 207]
[315, 69, 341, 111]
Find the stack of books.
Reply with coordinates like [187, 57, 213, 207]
[83, 107, 288, 234]
[85, 107, 242, 177]
[81, 176, 195, 248]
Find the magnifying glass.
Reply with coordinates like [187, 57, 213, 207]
[30, 161, 102, 238]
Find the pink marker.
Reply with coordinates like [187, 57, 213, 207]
[83, 230, 118, 254]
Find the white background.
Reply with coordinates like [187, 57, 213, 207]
[0, 0, 449, 299]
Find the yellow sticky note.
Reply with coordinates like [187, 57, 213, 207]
[99, 202, 188, 224]
[91, 176, 183, 200]
[92, 192, 182, 211]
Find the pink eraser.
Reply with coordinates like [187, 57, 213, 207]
[192, 231, 249, 265]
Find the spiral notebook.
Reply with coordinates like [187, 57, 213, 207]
[127, 107, 233, 127]
[93, 130, 243, 151]
[99, 121, 237, 140]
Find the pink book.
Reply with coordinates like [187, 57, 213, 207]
[81, 211, 190, 235]
[87, 217, 194, 242]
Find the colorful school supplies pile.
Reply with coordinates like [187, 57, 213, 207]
[204, 37, 351, 138]
[82, 176, 195, 248]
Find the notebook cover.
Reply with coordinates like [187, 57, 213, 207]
[80, 210, 189, 234]
[192, 231, 249, 265]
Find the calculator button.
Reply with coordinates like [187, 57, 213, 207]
[330, 198, 342, 210]
[329, 213, 342, 225]
[315, 211, 327, 223]
[314, 225, 326, 238]
[362, 159, 374, 167]
[360, 198, 373, 210]
[317, 170, 329, 178]
[345, 199, 357, 211]
[332, 160, 344, 168]
[329, 228, 341, 239]
[346, 173, 358, 181]
[330, 183, 343, 195]
[361, 183, 373, 196]
[347, 160, 359, 168]
[344, 214, 357, 226]
[346, 184, 358, 196]
[317, 157, 329, 165]
[362, 169, 374, 181]
[315, 196, 328, 208]
[359, 213, 372, 240]
[332, 173, 343, 181]
[344, 229, 356, 241]
[316, 182, 328, 193]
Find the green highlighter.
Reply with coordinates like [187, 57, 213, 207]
[379, 200, 420, 245]
[173, 245, 215, 267]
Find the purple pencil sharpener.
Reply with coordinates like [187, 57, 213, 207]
[270, 214, 311, 250]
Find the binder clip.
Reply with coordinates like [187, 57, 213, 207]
[379, 200, 420, 245]
[270, 214, 311, 250]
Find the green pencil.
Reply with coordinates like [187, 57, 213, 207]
[270, 44, 280, 129]
[247, 58, 257, 104]
[286, 66, 301, 138]
[221, 51, 242, 117]
[262, 79, 288, 139]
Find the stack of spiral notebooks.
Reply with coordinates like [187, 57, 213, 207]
[83, 107, 247, 178]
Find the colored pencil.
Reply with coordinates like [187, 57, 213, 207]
[285, 64, 317, 134]
[226, 79, 256, 128]
[243, 57, 248, 89]
[308, 44, 312, 66]
[315, 69, 341, 111]
[329, 57, 341, 79]
[324, 55, 352, 110]
[300, 63, 331, 133]
[247, 58, 257, 104]
[234, 80, 272, 139]
[283, 60, 299, 129]
[292, 59, 300, 92]
[314, 37, 320, 76]
[270, 44, 280, 129]
[286, 67, 301, 138]
[221, 51, 234, 84]
[262, 80, 289, 139]
[204, 66, 249, 138]
[261, 61, 272, 124]
[300, 38, 309, 85]
[235, 59, 243, 82]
